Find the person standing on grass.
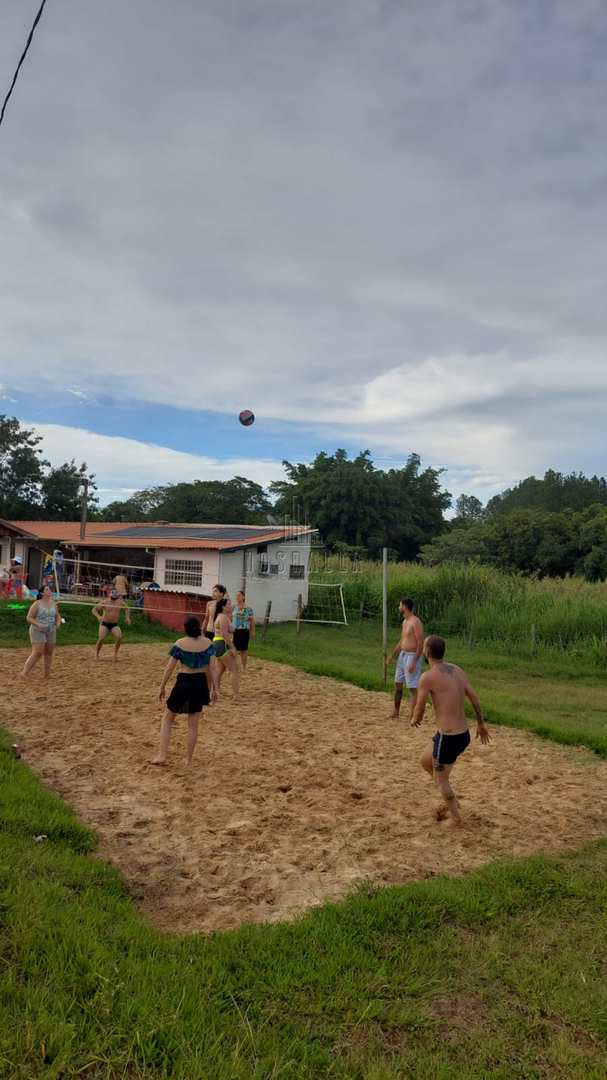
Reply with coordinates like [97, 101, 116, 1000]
[212, 597, 240, 701]
[21, 586, 62, 680]
[388, 597, 424, 719]
[9, 557, 26, 600]
[411, 635, 491, 826]
[112, 571, 130, 599]
[232, 590, 255, 669]
[203, 583, 227, 641]
[92, 589, 131, 661]
[151, 616, 217, 767]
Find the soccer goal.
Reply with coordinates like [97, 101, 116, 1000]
[302, 582, 348, 625]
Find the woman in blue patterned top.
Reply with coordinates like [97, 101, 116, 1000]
[151, 616, 217, 767]
[232, 590, 255, 670]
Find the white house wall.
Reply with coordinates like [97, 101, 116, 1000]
[218, 539, 312, 622]
[154, 548, 220, 596]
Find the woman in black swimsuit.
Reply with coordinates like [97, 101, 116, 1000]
[151, 616, 217, 767]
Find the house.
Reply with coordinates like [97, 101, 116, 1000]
[0, 519, 316, 622]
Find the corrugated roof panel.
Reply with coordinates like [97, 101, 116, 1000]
[104, 526, 285, 541]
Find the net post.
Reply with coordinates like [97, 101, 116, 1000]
[382, 547, 388, 687]
[262, 600, 272, 637]
[296, 593, 303, 635]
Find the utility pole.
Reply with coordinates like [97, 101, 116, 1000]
[80, 477, 89, 540]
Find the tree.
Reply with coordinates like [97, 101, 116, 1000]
[486, 470, 607, 516]
[0, 414, 47, 518]
[40, 460, 98, 521]
[270, 449, 450, 559]
[452, 493, 485, 526]
[101, 477, 272, 524]
[419, 525, 491, 566]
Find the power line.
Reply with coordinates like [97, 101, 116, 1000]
[0, 0, 49, 130]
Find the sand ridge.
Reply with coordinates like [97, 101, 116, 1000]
[3, 644, 607, 934]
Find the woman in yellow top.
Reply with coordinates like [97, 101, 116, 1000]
[213, 597, 240, 702]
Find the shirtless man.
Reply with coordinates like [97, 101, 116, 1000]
[112, 572, 129, 598]
[203, 583, 227, 641]
[388, 597, 424, 719]
[411, 635, 490, 825]
[92, 589, 131, 660]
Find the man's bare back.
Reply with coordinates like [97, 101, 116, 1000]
[420, 662, 470, 734]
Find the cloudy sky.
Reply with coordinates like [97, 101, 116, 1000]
[1, 0, 606, 506]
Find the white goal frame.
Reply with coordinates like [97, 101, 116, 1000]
[302, 582, 348, 625]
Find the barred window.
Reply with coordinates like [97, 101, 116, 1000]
[289, 552, 305, 579]
[164, 558, 204, 587]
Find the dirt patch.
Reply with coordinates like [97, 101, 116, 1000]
[4, 645, 607, 934]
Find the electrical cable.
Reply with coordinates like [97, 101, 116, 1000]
[0, 0, 49, 130]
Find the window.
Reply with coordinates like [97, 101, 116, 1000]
[289, 552, 305, 579]
[164, 558, 204, 588]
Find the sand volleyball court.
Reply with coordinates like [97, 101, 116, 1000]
[3, 644, 607, 934]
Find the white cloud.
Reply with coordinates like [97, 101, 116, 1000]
[1, 1, 607, 495]
[32, 424, 287, 505]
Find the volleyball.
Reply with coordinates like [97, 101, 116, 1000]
[239, 410, 255, 427]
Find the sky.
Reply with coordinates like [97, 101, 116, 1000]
[1, 0, 606, 508]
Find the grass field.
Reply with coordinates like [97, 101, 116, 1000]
[2, 601, 607, 1076]
[312, 559, 607, 658]
[2, 735, 607, 1078]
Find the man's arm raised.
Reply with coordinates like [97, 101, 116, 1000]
[410, 672, 431, 727]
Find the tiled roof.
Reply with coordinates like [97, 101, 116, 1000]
[7, 521, 315, 550]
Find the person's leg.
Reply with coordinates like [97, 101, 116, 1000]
[420, 747, 434, 776]
[151, 709, 176, 765]
[43, 644, 55, 679]
[433, 762, 462, 824]
[225, 654, 240, 701]
[111, 627, 122, 661]
[21, 644, 45, 677]
[240, 647, 248, 671]
[388, 682, 403, 719]
[96, 625, 109, 658]
[186, 711, 201, 765]
[408, 687, 418, 713]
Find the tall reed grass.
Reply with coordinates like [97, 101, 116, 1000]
[312, 558, 607, 653]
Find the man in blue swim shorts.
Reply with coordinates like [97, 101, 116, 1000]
[388, 597, 424, 720]
[411, 635, 491, 826]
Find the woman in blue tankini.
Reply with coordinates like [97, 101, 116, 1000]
[151, 616, 217, 767]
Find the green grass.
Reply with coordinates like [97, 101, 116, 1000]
[0, 599, 174, 649]
[253, 620, 607, 758]
[1, 732, 607, 1078]
[310, 559, 607, 656]
[2, 600, 607, 1075]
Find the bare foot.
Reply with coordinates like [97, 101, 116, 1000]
[434, 803, 449, 822]
[445, 817, 463, 830]
[150, 758, 168, 766]
[387, 711, 400, 720]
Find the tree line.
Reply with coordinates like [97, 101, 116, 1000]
[2, 414, 607, 579]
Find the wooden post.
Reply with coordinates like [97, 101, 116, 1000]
[80, 477, 89, 540]
[359, 600, 365, 622]
[262, 600, 272, 637]
[296, 593, 303, 635]
[382, 547, 388, 686]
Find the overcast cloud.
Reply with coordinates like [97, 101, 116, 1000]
[1, 0, 606, 504]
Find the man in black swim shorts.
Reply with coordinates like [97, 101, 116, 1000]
[92, 590, 131, 661]
[411, 635, 490, 825]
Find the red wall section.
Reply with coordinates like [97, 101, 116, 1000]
[143, 590, 208, 633]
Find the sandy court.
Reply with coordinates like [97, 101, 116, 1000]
[3, 643, 607, 934]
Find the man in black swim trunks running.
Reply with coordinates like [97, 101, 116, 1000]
[92, 590, 131, 661]
[411, 635, 490, 825]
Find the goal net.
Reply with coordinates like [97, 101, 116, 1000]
[302, 582, 348, 625]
